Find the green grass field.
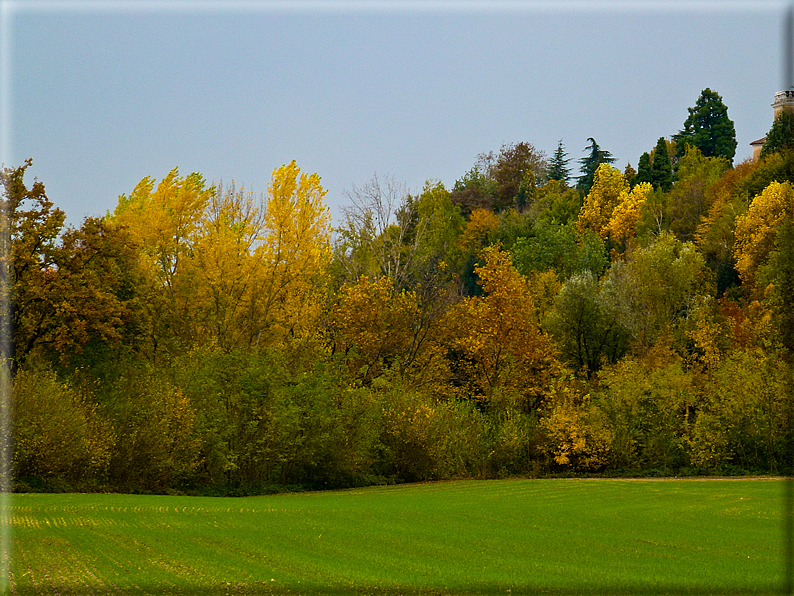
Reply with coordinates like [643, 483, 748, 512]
[2, 478, 787, 595]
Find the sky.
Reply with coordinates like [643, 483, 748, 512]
[0, 0, 790, 226]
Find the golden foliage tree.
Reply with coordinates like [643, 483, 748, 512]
[114, 161, 332, 353]
[457, 208, 500, 252]
[733, 180, 794, 287]
[257, 160, 332, 341]
[447, 245, 560, 411]
[576, 163, 651, 247]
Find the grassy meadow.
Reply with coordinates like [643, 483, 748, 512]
[3, 478, 786, 595]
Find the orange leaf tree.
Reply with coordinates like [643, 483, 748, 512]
[446, 244, 560, 412]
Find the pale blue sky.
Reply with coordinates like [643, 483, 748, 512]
[1, 0, 787, 224]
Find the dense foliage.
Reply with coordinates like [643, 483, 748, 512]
[4, 88, 793, 495]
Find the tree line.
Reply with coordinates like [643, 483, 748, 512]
[2, 88, 794, 495]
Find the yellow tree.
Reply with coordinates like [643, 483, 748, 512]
[189, 181, 267, 351]
[115, 169, 211, 297]
[605, 182, 652, 246]
[334, 276, 420, 384]
[255, 160, 332, 342]
[447, 244, 560, 411]
[113, 169, 213, 351]
[734, 180, 794, 287]
[577, 163, 650, 247]
[114, 161, 332, 353]
[457, 208, 500, 252]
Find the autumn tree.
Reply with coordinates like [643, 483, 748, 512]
[490, 142, 546, 211]
[667, 145, 729, 242]
[186, 180, 268, 351]
[258, 161, 332, 341]
[734, 180, 794, 287]
[113, 168, 213, 352]
[694, 159, 759, 293]
[450, 165, 497, 218]
[115, 161, 332, 354]
[576, 163, 652, 249]
[333, 276, 424, 385]
[446, 245, 560, 412]
[451, 142, 546, 214]
[2, 160, 140, 372]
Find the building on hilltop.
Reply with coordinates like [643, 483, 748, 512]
[751, 87, 794, 160]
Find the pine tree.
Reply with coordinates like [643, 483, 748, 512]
[547, 140, 572, 185]
[674, 88, 737, 164]
[651, 137, 673, 192]
[577, 138, 616, 195]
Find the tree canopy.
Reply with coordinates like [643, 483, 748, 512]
[674, 88, 737, 164]
[9, 83, 794, 494]
[577, 137, 616, 194]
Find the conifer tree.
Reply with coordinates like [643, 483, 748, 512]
[547, 140, 572, 185]
[651, 137, 673, 192]
[674, 88, 737, 164]
[577, 138, 615, 195]
[636, 152, 653, 185]
[760, 110, 794, 159]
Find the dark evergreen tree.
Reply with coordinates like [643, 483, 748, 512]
[577, 137, 615, 195]
[547, 140, 572, 185]
[651, 137, 673, 192]
[636, 152, 653, 185]
[674, 88, 737, 164]
[760, 110, 794, 159]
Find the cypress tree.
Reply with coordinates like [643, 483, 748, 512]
[651, 137, 673, 192]
[636, 152, 653, 185]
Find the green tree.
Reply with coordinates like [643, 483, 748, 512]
[547, 140, 572, 185]
[601, 232, 709, 348]
[491, 142, 545, 212]
[544, 270, 630, 376]
[667, 145, 729, 242]
[450, 165, 497, 218]
[577, 138, 616, 194]
[760, 110, 794, 159]
[651, 137, 673, 192]
[13, 365, 114, 485]
[674, 88, 737, 164]
[635, 152, 653, 186]
[531, 180, 583, 225]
